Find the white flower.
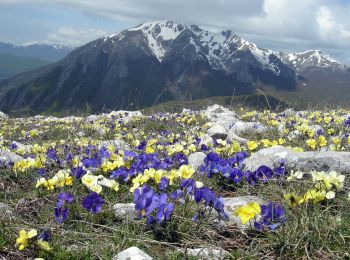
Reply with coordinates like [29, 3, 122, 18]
[325, 191, 335, 199]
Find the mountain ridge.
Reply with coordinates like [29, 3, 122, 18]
[0, 20, 348, 114]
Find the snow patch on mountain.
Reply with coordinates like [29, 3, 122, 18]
[279, 50, 346, 72]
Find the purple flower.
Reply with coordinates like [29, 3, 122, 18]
[82, 192, 104, 213]
[46, 148, 58, 160]
[180, 178, 196, 194]
[37, 230, 51, 241]
[156, 202, 175, 223]
[254, 202, 286, 231]
[159, 177, 169, 191]
[244, 170, 258, 186]
[134, 185, 158, 218]
[230, 168, 244, 183]
[54, 207, 69, 224]
[345, 116, 350, 125]
[170, 190, 185, 204]
[255, 166, 274, 183]
[71, 166, 87, 179]
[37, 168, 46, 175]
[57, 192, 74, 208]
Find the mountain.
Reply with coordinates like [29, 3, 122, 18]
[0, 54, 50, 81]
[0, 42, 74, 62]
[0, 21, 348, 114]
[263, 50, 350, 108]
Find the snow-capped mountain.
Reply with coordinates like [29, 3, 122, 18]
[103, 21, 283, 75]
[0, 42, 74, 61]
[0, 21, 348, 113]
[279, 50, 347, 72]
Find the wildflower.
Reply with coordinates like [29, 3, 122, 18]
[318, 135, 327, 147]
[247, 141, 259, 151]
[16, 229, 37, 250]
[37, 239, 51, 251]
[254, 203, 286, 230]
[325, 191, 335, 199]
[284, 193, 303, 207]
[82, 192, 104, 213]
[255, 165, 273, 183]
[134, 185, 158, 218]
[234, 202, 261, 224]
[306, 139, 317, 150]
[54, 207, 69, 224]
[178, 164, 195, 179]
[156, 196, 175, 222]
[287, 170, 304, 181]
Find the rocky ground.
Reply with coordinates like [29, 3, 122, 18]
[0, 105, 349, 259]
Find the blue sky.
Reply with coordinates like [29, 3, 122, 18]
[0, 0, 349, 64]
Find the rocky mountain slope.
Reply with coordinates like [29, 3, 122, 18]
[0, 21, 348, 113]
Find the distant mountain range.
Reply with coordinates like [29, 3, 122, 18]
[0, 42, 74, 81]
[0, 21, 348, 114]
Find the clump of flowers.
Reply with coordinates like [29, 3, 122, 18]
[16, 229, 51, 251]
[284, 170, 345, 206]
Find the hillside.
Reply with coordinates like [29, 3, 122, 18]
[0, 54, 50, 81]
[0, 21, 348, 114]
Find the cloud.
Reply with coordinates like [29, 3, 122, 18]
[0, 0, 350, 64]
[45, 27, 108, 46]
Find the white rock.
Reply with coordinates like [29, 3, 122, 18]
[199, 134, 213, 146]
[244, 146, 350, 172]
[207, 125, 227, 140]
[0, 111, 9, 119]
[0, 202, 11, 215]
[222, 196, 265, 228]
[203, 105, 239, 131]
[108, 110, 143, 118]
[279, 108, 295, 117]
[99, 139, 130, 151]
[227, 132, 248, 144]
[230, 121, 268, 135]
[184, 248, 228, 259]
[188, 152, 206, 169]
[11, 141, 32, 153]
[113, 246, 153, 260]
[0, 150, 23, 163]
[113, 203, 135, 219]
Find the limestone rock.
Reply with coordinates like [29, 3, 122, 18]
[244, 145, 350, 172]
[188, 152, 206, 169]
[207, 125, 227, 140]
[203, 105, 239, 131]
[113, 203, 135, 219]
[222, 196, 265, 228]
[230, 121, 268, 135]
[113, 246, 153, 260]
[184, 247, 228, 259]
[0, 111, 9, 119]
[0, 150, 23, 163]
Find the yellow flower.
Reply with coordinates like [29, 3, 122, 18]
[324, 116, 332, 124]
[247, 141, 259, 151]
[332, 137, 340, 145]
[284, 193, 303, 207]
[303, 189, 326, 204]
[234, 202, 261, 224]
[38, 240, 51, 251]
[318, 135, 327, 147]
[16, 229, 37, 250]
[306, 139, 317, 150]
[179, 165, 195, 179]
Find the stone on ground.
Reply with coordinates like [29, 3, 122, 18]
[244, 145, 350, 172]
[188, 152, 207, 169]
[113, 246, 153, 260]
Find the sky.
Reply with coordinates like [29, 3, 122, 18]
[0, 0, 349, 64]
